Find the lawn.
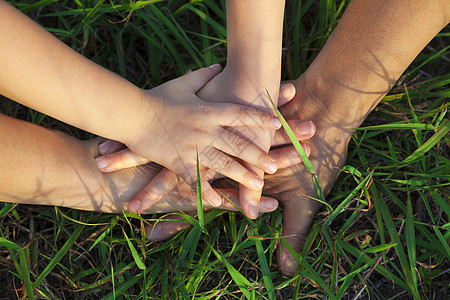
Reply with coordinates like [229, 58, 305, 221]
[0, 1, 448, 299]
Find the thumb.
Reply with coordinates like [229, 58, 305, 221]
[277, 197, 320, 276]
[183, 64, 221, 92]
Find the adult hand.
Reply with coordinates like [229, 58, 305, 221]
[131, 76, 351, 276]
[262, 77, 351, 276]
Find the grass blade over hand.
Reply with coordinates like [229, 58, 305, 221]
[265, 89, 325, 202]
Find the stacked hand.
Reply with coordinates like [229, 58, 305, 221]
[94, 69, 353, 277]
[99, 65, 284, 211]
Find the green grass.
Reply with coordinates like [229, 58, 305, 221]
[1, 0, 449, 299]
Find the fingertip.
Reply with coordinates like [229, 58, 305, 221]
[210, 195, 222, 207]
[279, 247, 299, 277]
[208, 63, 221, 70]
[246, 202, 260, 219]
[294, 120, 315, 138]
[128, 199, 141, 214]
[146, 222, 161, 240]
[95, 157, 109, 172]
[279, 83, 296, 103]
[303, 143, 311, 157]
[260, 197, 278, 212]
[309, 121, 316, 136]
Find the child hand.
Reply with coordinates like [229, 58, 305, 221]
[95, 83, 316, 214]
[122, 65, 282, 208]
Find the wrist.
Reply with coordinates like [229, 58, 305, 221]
[286, 69, 383, 134]
[120, 89, 159, 153]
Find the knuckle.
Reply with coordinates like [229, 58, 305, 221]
[232, 137, 248, 154]
[218, 156, 234, 172]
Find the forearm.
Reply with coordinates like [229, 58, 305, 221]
[0, 1, 147, 145]
[292, 0, 449, 128]
[224, 0, 285, 107]
[0, 114, 107, 210]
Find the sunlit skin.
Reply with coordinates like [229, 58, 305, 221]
[0, 92, 313, 217]
[1, 0, 448, 278]
[102, 0, 450, 276]
[0, 0, 284, 210]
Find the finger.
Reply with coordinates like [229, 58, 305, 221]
[217, 104, 281, 130]
[98, 139, 126, 156]
[213, 131, 278, 174]
[146, 214, 192, 241]
[272, 120, 315, 147]
[128, 168, 180, 213]
[278, 83, 296, 107]
[277, 197, 321, 277]
[200, 150, 264, 190]
[198, 174, 223, 207]
[269, 144, 311, 169]
[239, 185, 262, 219]
[217, 189, 278, 213]
[201, 148, 265, 190]
[147, 191, 279, 242]
[174, 165, 224, 208]
[96, 148, 150, 173]
[183, 64, 221, 92]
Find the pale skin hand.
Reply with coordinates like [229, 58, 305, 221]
[102, 0, 286, 217]
[128, 66, 284, 208]
[96, 84, 315, 214]
[0, 113, 280, 216]
[97, 84, 315, 241]
[194, 0, 286, 219]
[0, 1, 281, 208]
[131, 0, 450, 276]
[96, 88, 315, 240]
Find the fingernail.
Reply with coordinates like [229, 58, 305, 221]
[208, 63, 221, 70]
[261, 198, 278, 211]
[303, 144, 310, 156]
[248, 204, 259, 219]
[253, 178, 264, 190]
[128, 199, 141, 213]
[95, 157, 108, 170]
[98, 140, 113, 154]
[296, 121, 314, 136]
[279, 83, 292, 99]
[290, 148, 302, 163]
[267, 161, 277, 173]
[271, 117, 282, 129]
[148, 223, 161, 240]
[211, 196, 222, 207]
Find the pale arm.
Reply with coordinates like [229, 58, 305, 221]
[0, 1, 145, 145]
[0, 112, 281, 215]
[195, 0, 286, 219]
[0, 1, 282, 206]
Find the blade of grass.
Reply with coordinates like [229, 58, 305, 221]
[323, 171, 373, 227]
[266, 89, 325, 202]
[19, 248, 34, 300]
[253, 228, 275, 300]
[33, 225, 84, 288]
[406, 193, 418, 291]
[379, 198, 420, 299]
[122, 228, 146, 270]
[401, 120, 449, 165]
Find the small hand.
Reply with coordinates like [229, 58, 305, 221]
[123, 65, 282, 209]
[87, 138, 280, 217]
[95, 83, 317, 238]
